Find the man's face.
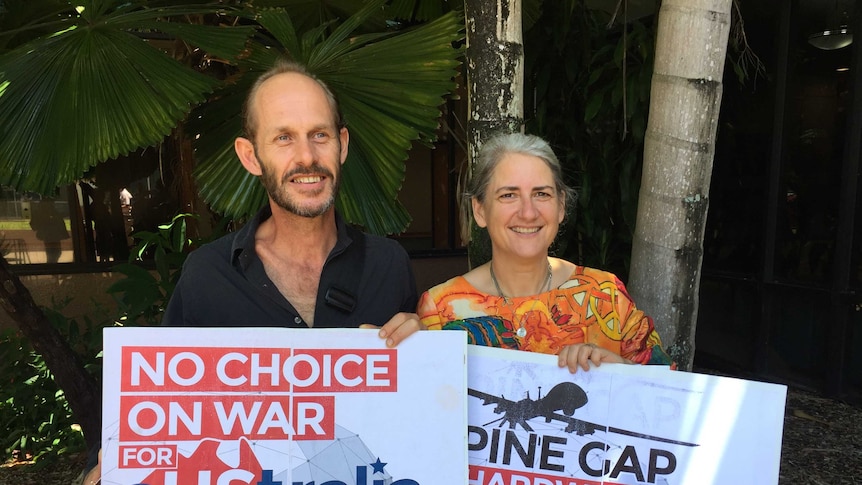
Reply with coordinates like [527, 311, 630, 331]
[246, 72, 348, 218]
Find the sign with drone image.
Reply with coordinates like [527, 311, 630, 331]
[467, 346, 787, 485]
[99, 327, 468, 485]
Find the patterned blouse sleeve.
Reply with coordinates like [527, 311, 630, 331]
[417, 290, 445, 330]
[614, 276, 674, 366]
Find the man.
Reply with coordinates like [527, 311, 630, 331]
[82, 59, 423, 484]
[161, 59, 422, 343]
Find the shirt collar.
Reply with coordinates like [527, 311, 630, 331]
[231, 205, 353, 271]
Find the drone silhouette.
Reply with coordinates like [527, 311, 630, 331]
[468, 382, 698, 447]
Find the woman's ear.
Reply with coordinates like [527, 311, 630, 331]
[472, 197, 488, 228]
[557, 191, 566, 224]
[235, 137, 261, 176]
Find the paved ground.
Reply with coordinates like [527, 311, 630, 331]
[780, 388, 862, 484]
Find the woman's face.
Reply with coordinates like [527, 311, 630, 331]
[472, 152, 565, 263]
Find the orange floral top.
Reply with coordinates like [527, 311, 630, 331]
[417, 266, 673, 366]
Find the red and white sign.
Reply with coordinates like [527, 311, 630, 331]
[101, 327, 468, 485]
[103, 328, 786, 484]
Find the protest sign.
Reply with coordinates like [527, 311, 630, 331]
[467, 346, 787, 485]
[101, 327, 468, 485]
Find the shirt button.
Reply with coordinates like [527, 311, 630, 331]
[294, 317, 302, 324]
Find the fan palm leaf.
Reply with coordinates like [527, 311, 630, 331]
[249, 0, 388, 33]
[192, 1, 463, 234]
[0, 0, 255, 194]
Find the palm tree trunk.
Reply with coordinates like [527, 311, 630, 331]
[464, 0, 525, 267]
[628, 0, 732, 370]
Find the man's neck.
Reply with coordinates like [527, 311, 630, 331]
[254, 204, 339, 326]
[258, 204, 339, 265]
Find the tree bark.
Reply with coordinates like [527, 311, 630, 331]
[464, 0, 525, 268]
[0, 258, 101, 451]
[628, 0, 732, 370]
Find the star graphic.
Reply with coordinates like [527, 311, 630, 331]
[370, 457, 387, 474]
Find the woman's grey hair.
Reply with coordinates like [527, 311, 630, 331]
[461, 132, 577, 242]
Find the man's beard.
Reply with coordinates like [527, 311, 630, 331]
[257, 152, 340, 218]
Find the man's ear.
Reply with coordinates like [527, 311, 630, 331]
[235, 137, 261, 176]
[339, 127, 349, 165]
[472, 197, 488, 228]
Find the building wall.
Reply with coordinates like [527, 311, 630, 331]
[0, 272, 122, 330]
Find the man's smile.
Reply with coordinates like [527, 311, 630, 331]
[292, 175, 325, 184]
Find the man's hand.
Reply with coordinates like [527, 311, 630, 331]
[360, 312, 425, 347]
[557, 343, 631, 373]
[82, 448, 101, 485]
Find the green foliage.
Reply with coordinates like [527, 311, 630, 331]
[0, 302, 104, 464]
[191, 1, 464, 234]
[525, 1, 655, 278]
[0, 1, 464, 235]
[0, 1, 254, 193]
[108, 213, 217, 326]
[0, 213, 216, 463]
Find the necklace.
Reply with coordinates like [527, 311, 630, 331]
[489, 260, 553, 338]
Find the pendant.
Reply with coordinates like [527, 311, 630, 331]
[516, 327, 527, 338]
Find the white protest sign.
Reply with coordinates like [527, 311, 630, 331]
[466, 346, 787, 485]
[101, 327, 468, 485]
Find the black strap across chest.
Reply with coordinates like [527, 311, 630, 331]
[322, 225, 366, 315]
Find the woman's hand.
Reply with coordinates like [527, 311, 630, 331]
[360, 312, 425, 348]
[558, 343, 631, 373]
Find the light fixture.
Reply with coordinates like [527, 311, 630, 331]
[808, 0, 853, 50]
[809, 27, 853, 50]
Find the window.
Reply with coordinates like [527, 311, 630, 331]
[0, 168, 176, 268]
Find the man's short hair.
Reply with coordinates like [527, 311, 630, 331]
[241, 59, 345, 141]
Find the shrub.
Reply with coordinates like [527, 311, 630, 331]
[0, 213, 208, 464]
[0, 305, 103, 464]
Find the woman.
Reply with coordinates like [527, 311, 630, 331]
[417, 133, 673, 372]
